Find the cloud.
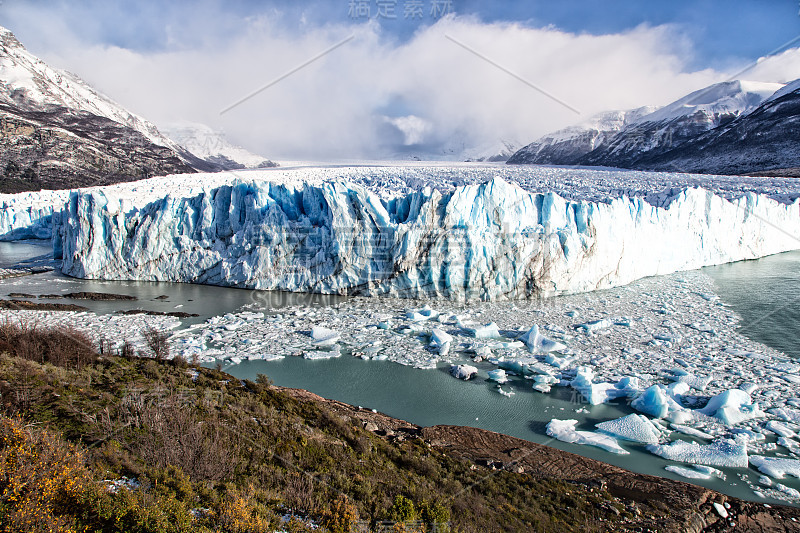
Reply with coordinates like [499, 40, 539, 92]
[385, 115, 433, 146]
[745, 47, 800, 84]
[5, 6, 800, 160]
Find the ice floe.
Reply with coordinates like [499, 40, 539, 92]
[546, 419, 629, 455]
[647, 439, 749, 468]
[595, 414, 666, 445]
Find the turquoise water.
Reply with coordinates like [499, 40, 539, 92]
[0, 240, 799, 503]
[704, 250, 800, 360]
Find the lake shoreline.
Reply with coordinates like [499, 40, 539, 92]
[280, 385, 800, 529]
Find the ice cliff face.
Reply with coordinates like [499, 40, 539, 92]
[0, 189, 69, 240]
[55, 176, 800, 300]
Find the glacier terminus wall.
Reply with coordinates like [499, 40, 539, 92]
[54, 175, 800, 301]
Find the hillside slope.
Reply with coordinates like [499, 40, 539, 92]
[0, 26, 211, 192]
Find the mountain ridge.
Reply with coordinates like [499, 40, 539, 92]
[0, 25, 213, 192]
[508, 79, 791, 175]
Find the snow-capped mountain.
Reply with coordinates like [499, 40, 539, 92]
[508, 80, 784, 171]
[506, 106, 657, 165]
[0, 25, 209, 192]
[163, 122, 277, 170]
[0, 26, 181, 150]
[642, 79, 800, 176]
[462, 139, 521, 162]
[580, 80, 783, 168]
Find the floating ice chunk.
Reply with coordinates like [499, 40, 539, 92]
[596, 414, 665, 444]
[632, 385, 685, 419]
[614, 376, 641, 397]
[730, 428, 764, 445]
[406, 306, 438, 321]
[303, 346, 342, 360]
[531, 374, 559, 393]
[670, 424, 713, 440]
[517, 325, 566, 353]
[751, 456, 800, 479]
[689, 322, 716, 334]
[672, 373, 713, 391]
[472, 345, 493, 359]
[310, 326, 340, 347]
[614, 317, 631, 327]
[575, 319, 612, 334]
[665, 465, 715, 480]
[546, 419, 629, 455]
[487, 369, 509, 383]
[778, 437, 800, 454]
[646, 438, 748, 468]
[667, 382, 690, 398]
[739, 382, 759, 395]
[465, 322, 502, 339]
[667, 410, 695, 425]
[450, 364, 478, 380]
[497, 387, 514, 397]
[429, 329, 453, 356]
[545, 353, 576, 369]
[699, 389, 764, 425]
[694, 465, 725, 479]
[766, 420, 796, 438]
[776, 484, 800, 500]
[489, 340, 525, 350]
[570, 366, 623, 405]
[771, 408, 800, 424]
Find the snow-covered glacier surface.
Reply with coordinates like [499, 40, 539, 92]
[53, 165, 800, 300]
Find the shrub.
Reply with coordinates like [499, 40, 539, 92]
[321, 494, 359, 533]
[0, 415, 92, 532]
[0, 320, 97, 369]
[142, 326, 170, 360]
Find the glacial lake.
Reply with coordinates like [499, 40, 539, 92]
[0, 240, 799, 504]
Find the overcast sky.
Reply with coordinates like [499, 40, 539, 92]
[3, 0, 800, 160]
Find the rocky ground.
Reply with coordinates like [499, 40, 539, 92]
[285, 387, 800, 532]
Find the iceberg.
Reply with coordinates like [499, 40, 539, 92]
[665, 465, 724, 481]
[407, 306, 438, 322]
[595, 414, 665, 444]
[487, 369, 509, 383]
[429, 328, 453, 356]
[766, 420, 796, 438]
[671, 373, 713, 391]
[646, 438, 749, 468]
[310, 326, 340, 347]
[450, 364, 478, 380]
[570, 366, 624, 405]
[546, 419, 629, 455]
[698, 389, 764, 425]
[531, 374, 559, 393]
[517, 325, 566, 353]
[750, 456, 800, 479]
[575, 319, 613, 334]
[631, 385, 685, 419]
[465, 323, 502, 339]
[50, 173, 800, 301]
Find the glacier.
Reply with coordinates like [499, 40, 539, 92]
[52, 172, 800, 300]
[0, 189, 69, 240]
